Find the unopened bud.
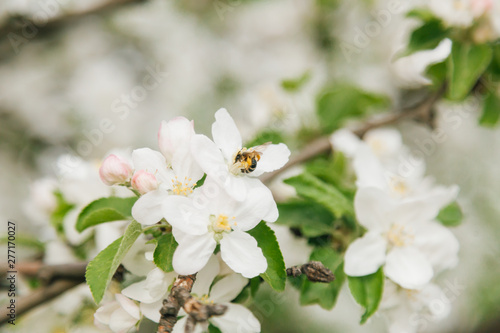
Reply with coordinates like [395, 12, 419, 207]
[131, 170, 158, 194]
[99, 154, 132, 186]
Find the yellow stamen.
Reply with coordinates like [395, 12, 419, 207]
[386, 224, 414, 247]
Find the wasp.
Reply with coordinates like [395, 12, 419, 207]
[232, 142, 271, 174]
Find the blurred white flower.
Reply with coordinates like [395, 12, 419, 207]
[162, 178, 277, 278]
[94, 294, 141, 333]
[380, 280, 451, 333]
[344, 187, 459, 289]
[191, 108, 290, 201]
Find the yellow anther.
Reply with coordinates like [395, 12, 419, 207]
[386, 224, 414, 247]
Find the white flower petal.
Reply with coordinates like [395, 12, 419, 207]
[220, 231, 267, 278]
[115, 294, 141, 320]
[132, 148, 171, 184]
[191, 134, 229, 178]
[163, 195, 208, 235]
[233, 184, 278, 230]
[94, 302, 119, 325]
[353, 145, 388, 190]
[122, 280, 159, 303]
[158, 117, 195, 163]
[173, 233, 217, 275]
[330, 129, 361, 157]
[252, 143, 290, 177]
[132, 190, 167, 225]
[140, 299, 163, 323]
[109, 307, 139, 332]
[192, 255, 220, 297]
[212, 108, 242, 161]
[364, 128, 403, 158]
[385, 247, 433, 289]
[354, 187, 395, 231]
[412, 221, 459, 273]
[344, 232, 387, 276]
[211, 303, 261, 333]
[223, 175, 248, 202]
[210, 274, 248, 303]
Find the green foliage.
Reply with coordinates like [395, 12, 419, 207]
[479, 92, 500, 127]
[248, 222, 286, 292]
[0, 234, 44, 252]
[437, 201, 464, 227]
[402, 19, 449, 57]
[86, 221, 142, 304]
[284, 172, 354, 218]
[305, 152, 356, 196]
[245, 129, 285, 148]
[208, 324, 223, 333]
[153, 233, 178, 272]
[299, 247, 345, 309]
[276, 200, 335, 237]
[406, 8, 436, 22]
[448, 42, 493, 101]
[347, 268, 385, 324]
[316, 84, 389, 133]
[281, 71, 311, 92]
[51, 191, 75, 235]
[76, 197, 138, 232]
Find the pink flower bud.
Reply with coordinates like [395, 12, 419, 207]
[158, 117, 195, 162]
[472, 0, 493, 16]
[131, 170, 158, 194]
[99, 154, 132, 186]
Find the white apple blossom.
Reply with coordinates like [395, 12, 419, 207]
[173, 257, 261, 333]
[191, 108, 290, 202]
[122, 267, 177, 322]
[131, 117, 204, 225]
[162, 178, 278, 278]
[94, 294, 141, 333]
[380, 280, 451, 333]
[344, 187, 459, 289]
[331, 128, 459, 204]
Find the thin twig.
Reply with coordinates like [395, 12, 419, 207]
[0, 279, 84, 325]
[286, 261, 335, 283]
[260, 86, 446, 185]
[157, 274, 227, 333]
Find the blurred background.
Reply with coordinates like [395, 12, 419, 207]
[0, 0, 499, 332]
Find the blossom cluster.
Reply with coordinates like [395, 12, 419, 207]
[95, 109, 290, 332]
[331, 128, 460, 333]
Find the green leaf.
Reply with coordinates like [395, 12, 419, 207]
[300, 247, 345, 309]
[250, 277, 261, 297]
[437, 201, 463, 227]
[347, 268, 385, 324]
[51, 191, 75, 235]
[281, 71, 311, 92]
[284, 172, 354, 218]
[245, 129, 285, 148]
[76, 197, 138, 232]
[479, 92, 500, 127]
[276, 201, 335, 237]
[153, 233, 178, 272]
[0, 234, 44, 252]
[86, 220, 142, 304]
[448, 42, 493, 101]
[403, 19, 449, 57]
[208, 324, 223, 333]
[306, 152, 356, 196]
[316, 84, 389, 133]
[248, 222, 286, 292]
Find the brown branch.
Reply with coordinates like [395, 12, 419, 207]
[0, 261, 87, 283]
[260, 86, 446, 185]
[0, 279, 84, 325]
[158, 274, 228, 333]
[286, 261, 335, 283]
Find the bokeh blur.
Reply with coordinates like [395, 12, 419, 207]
[1, 0, 500, 332]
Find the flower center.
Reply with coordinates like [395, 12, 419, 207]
[197, 294, 215, 304]
[404, 288, 420, 301]
[171, 176, 195, 196]
[389, 177, 409, 196]
[230, 147, 262, 175]
[209, 214, 237, 241]
[386, 224, 414, 248]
